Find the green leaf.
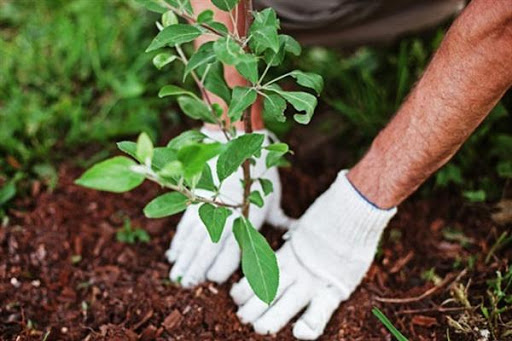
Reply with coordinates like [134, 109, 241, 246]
[217, 133, 264, 182]
[463, 190, 486, 203]
[228, 86, 257, 121]
[265, 142, 289, 153]
[197, 163, 217, 191]
[117, 141, 138, 160]
[235, 54, 259, 83]
[211, 0, 240, 11]
[146, 24, 202, 52]
[197, 9, 214, 23]
[136, 132, 154, 165]
[152, 147, 178, 171]
[143, 192, 189, 218]
[153, 52, 178, 70]
[263, 93, 286, 122]
[178, 142, 224, 180]
[162, 10, 179, 27]
[290, 70, 324, 94]
[185, 42, 216, 79]
[167, 130, 206, 150]
[269, 89, 317, 125]
[213, 37, 244, 65]
[372, 308, 409, 341]
[281, 34, 301, 56]
[135, 0, 167, 13]
[158, 160, 183, 179]
[201, 62, 231, 104]
[159, 84, 200, 100]
[233, 217, 279, 304]
[259, 178, 274, 196]
[177, 96, 215, 123]
[265, 143, 289, 168]
[198, 203, 232, 242]
[249, 191, 264, 208]
[249, 8, 280, 54]
[0, 181, 16, 207]
[209, 22, 229, 35]
[75, 157, 145, 193]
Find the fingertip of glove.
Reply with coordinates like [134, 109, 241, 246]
[165, 249, 177, 263]
[293, 320, 321, 340]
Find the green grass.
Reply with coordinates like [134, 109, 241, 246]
[372, 307, 409, 341]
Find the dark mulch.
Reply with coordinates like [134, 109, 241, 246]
[1, 122, 510, 340]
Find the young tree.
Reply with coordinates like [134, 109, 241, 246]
[75, 0, 322, 304]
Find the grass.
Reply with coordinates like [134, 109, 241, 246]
[372, 307, 409, 341]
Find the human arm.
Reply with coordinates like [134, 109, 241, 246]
[232, 1, 512, 339]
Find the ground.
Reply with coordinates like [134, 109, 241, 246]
[1, 124, 511, 341]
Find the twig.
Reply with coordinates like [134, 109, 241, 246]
[375, 270, 467, 304]
[241, 0, 254, 218]
[396, 306, 471, 315]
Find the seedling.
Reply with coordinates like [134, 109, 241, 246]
[116, 218, 151, 244]
[75, 0, 322, 304]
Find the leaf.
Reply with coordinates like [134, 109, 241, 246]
[177, 96, 216, 123]
[263, 93, 286, 122]
[185, 42, 216, 79]
[269, 89, 317, 125]
[235, 54, 258, 83]
[162, 10, 179, 27]
[227, 86, 257, 121]
[178, 142, 224, 180]
[265, 143, 289, 168]
[0, 181, 16, 207]
[75, 156, 145, 193]
[167, 130, 206, 150]
[197, 9, 214, 23]
[153, 52, 178, 70]
[136, 132, 154, 165]
[201, 62, 231, 104]
[117, 141, 138, 160]
[216, 133, 264, 182]
[152, 147, 178, 171]
[134, 0, 167, 13]
[213, 37, 244, 65]
[281, 34, 301, 56]
[265, 142, 289, 153]
[290, 70, 324, 94]
[211, 0, 240, 11]
[198, 203, 232, 242]
[232, 217, 279, 304]
[146, 24, 202, 52]
[196, 163, 217, 191]
[143, 192, 189, 218]
[463, 190, 486, 203]
[158, 160, 183, 179]
[249, 8, 280, 54]
[259, 178, 274, 196]
[249, 191, 264, 208]
[209, 22, 229, 35]
[159, 85, 200, 100]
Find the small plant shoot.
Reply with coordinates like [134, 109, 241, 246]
[75, 0, 323, 304]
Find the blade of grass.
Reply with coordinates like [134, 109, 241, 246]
[372, 307, 408, 341]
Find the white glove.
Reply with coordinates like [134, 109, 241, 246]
[165, 127, 293, 288]
[230, 170, 397, 340]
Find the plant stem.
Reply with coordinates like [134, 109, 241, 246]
[241, 0, 254, 218]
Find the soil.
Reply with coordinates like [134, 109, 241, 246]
[1, 122, 511, 341]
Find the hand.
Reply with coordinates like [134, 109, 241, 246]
[230, 170, 397, 340]
[165, 128, 293, 288]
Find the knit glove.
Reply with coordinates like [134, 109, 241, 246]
[165, 128, 294, 287]
[231, 170, 396, 340]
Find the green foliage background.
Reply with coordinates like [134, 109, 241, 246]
[1, 0, 511, 204]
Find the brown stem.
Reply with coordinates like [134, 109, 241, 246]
[241, 0, 254, 218]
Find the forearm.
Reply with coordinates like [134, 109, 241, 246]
[191, 1, 264, 130]
[348, 0, 512, 209]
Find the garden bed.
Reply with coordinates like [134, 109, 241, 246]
[1, 125, 510, 341]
